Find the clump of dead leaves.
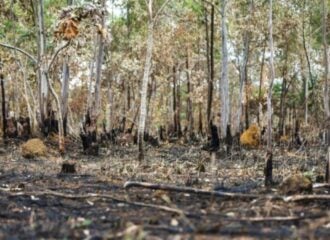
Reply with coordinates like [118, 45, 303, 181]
[21, 138, 47, 158]
[55, 18, 79, 40]
[240, 124, 260, 148]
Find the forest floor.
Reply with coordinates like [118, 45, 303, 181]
[0, 138, 329, 239]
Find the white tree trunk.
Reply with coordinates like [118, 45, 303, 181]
[37, 0, 48, 122]
[267, 0, 275, 151]
[138, 20, 154, 160]
[265, 0, 275, 186]
[323, 0, 330, 118]
[220, 0, 230, 138]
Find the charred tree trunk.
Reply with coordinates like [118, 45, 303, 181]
[0, 73, 6, 140]
[265, 0, 275, 187]
[80, 111, 98, 155]
[61, 56, 70, 136]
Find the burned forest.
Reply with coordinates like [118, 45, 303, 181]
[0, 0, 330, 239]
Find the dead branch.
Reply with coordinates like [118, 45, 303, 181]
[47, 41, 71, 72]
[0, 43, 38, 64]
[124, 181, 270, 200]
[0, 188, 195, 217]
[284, 194, 330, 202]
[313, 183, 330, 189]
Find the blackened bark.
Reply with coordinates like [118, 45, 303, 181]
[1, 74, 6, 139]
[264, 151, 273, 186]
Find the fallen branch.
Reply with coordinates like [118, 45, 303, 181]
[313, 183, 330, 189]
[0, 188, 196, 217]
[124, 181, 275, 200]
[284, 194, 330, 202]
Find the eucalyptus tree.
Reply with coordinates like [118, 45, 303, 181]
[265, 0, 275, 186]
[138, 0, 172, 161]
[322, 0, 330, 183]
[220, 0, 230, 139]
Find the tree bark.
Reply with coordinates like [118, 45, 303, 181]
[323, 0, 329, 118]
[186, 49, 194, 139]
[220, 0, 230, 139]
[36, 0, 48, 124]
[302, 0, 312, 125]
[61, 56, 70, 136]
[258, 40, 266, 126]
[237, 1, 252, 134]
[0, 73, 7, 140]
[138, 19, 154, 161]
[278, 42, 289, 137]
[265, 0, 275, 186]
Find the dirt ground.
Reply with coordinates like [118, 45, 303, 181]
[0, 139, 329, 239]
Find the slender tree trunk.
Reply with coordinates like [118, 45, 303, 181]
[265, 0, 275, 186]
[323, 0, 329, 118]
[237, 14, 251, 133]
[177, 69, 182, 137]
[204, 5, 211, 127]
[107, 76, 113, 132]
[258, 40, 266, 126]
[92, 27, 105, 121]
[186, 49, 194, 139]
[220, 0, 230, 138]
[36, 0, 48, 124]
[278, 42, 289, 137]
[206, 5, 215, 130]
[138, 20, 154, 160]
[61, 56, 70, 136]
[322, 0, 330, 183]
[0, 73, 6, 140]
[302, 0, 312, 125]
[172, 66, 177, 134]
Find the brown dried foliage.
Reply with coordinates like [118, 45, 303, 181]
[240, 124, 260, 147]
[55, 18, 79, 40]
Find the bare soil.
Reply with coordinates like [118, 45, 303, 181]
[0, 139, 329, 239]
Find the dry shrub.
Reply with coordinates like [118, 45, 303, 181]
[21, 138, 47, 158]
[240, 124, 260, 147]
[279, 135, 290, 143]
[279, 174, 312, 195]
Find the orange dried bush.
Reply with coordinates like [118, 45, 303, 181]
[240, 124, 260, 147]
[55, 18, 79, 40]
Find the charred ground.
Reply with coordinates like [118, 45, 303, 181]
[0, 139, 329, 239]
